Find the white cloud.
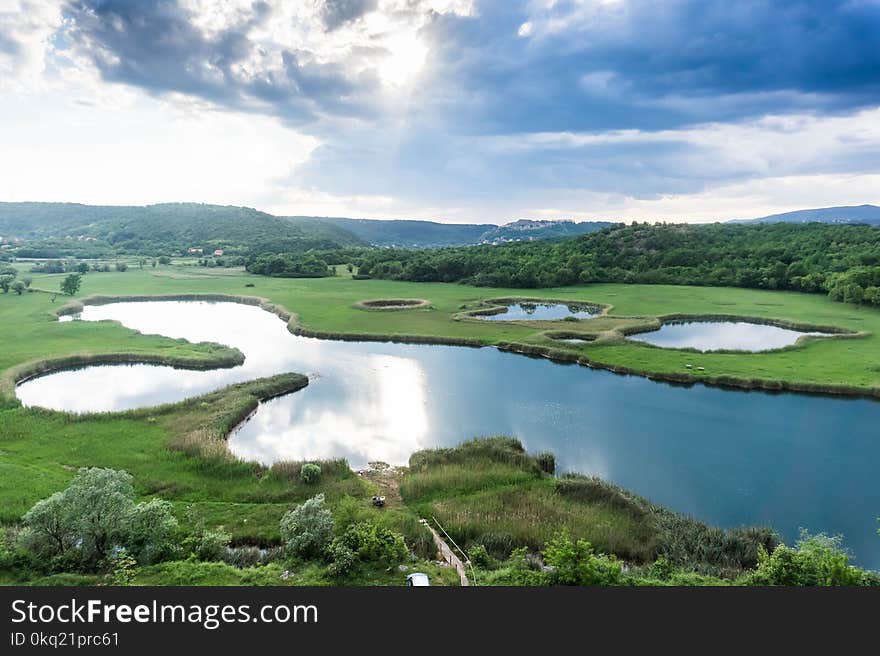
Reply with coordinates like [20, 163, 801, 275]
[0, 86, 318, 207]
[0, 0, 62, 91]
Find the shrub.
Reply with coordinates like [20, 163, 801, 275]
[107, 550, 138, 586]
[339, 521, 408, 567]
[280, 494, 334, 560]
[467, 543, 492, 568]
[542, 532, 623, 586]
[325, 539, 357, 578]
[300, 463, 322, 485]
[743, 532, 876, 586]
[182, 508, 231, 562]
[123, 499, 178, 565]
[535, 452, 555, 475]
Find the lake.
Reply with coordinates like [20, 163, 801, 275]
[629, 320, 830, 352]
[475, 302, 599, 321]
[16, 300, 880, 568]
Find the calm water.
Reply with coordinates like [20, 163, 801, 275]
[477, 302, 599, 321]
[629, 320, 829, 352]
[16, 301, 880, 568]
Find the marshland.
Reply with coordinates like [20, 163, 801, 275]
[1, 261, 879, 585]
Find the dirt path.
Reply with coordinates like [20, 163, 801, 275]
[358, 463, 470, 586]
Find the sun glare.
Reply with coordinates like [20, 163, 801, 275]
[376, 32, 428, 87]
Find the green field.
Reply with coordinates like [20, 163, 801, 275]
[1, 263, 878, 585]
[5, 263, 880, 397]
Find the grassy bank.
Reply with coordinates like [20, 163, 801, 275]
[4, 265, 879, 396]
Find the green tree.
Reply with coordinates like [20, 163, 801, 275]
[17, 468, 179, 570]
[11, 280, 25, 295]
[76, 262, 90, 274]
[60, 273, 82, 296]
[280, 494, 334, 560]
[0, 274, 13, 293]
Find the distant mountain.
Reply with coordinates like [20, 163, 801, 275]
[0, 201, 615, 256]
[294, 216, 613, 248]
[0, 202, 364, 255]
[478, 219, 611, 244]
[732, 204, 880, 225]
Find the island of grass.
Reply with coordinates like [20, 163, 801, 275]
[459, 296, 606, 322]
[355, 298, 431, 310]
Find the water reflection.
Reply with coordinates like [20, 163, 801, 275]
[14, 301, 880, 568]
[477, 302, 599, 321]
[628, 320, 830, 352]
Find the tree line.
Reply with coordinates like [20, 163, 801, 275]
[346, 222, 880, 307]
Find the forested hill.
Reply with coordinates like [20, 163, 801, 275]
[733, 204, 880, 225]
[0, 202, 364, 256]
[287, 216, 613, 247]
[354, 222, 880, 306]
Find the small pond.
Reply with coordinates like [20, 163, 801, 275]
[628, 320, 831, 352]
[14, 301, 880, 568]
[476, 302, 599, 321]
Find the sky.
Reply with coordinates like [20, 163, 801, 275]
[1, 0, 880, 224]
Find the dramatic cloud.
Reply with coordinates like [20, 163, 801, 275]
[1, 0, 880, 220]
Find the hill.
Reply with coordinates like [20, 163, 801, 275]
[293, 216, 613, 247]
[289, 216, 491, 248]
[478, 219, 611, 244]
[0, 202, 364, 256]
[732, 204, 880, 225]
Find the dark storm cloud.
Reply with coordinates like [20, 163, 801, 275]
[418, 0, 880, 133]
[59, 0, 880, 132]
[60, 0, 378, 123]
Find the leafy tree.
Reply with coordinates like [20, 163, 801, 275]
[115, 262, 127, 272]
[279, 494, 334, 560]
[17, 468, 179, 570]
[11, 280, 25, 295]
[76, 262, 89, 274]
[60, 273, 82, 296]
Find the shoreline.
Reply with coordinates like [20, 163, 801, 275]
[4, 292, 878, 407]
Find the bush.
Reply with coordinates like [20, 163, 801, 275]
[339, 521, 408, 567]
[467, 543, 492, 568]
[123, 499, 178, 565]
[542, 532, 622, 586]
[182, 507, 231, 562]
[535, 452, 555, 475]
[106, 550, 138, 586]
[300, 463, 322, 485]
[743, 532, 877, 586]
[280, 494, 334, 560]
[325, 539, 357, 579]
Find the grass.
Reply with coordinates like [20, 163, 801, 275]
[5, 265, 879, 395]
[1, 264, 879, 584]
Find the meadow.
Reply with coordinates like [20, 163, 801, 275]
[1, 262, 879, 585]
